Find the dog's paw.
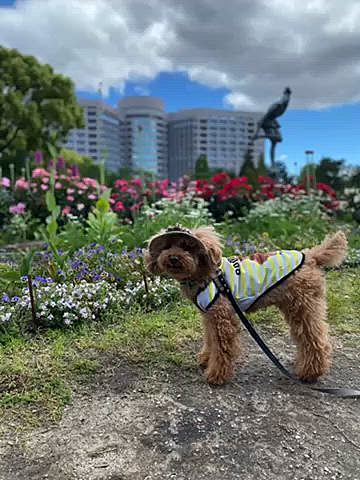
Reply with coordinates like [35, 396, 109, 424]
[205, 366, 233, 385]
[297, 372, 320, 384]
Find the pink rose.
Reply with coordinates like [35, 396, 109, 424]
[88, 194, 97, 200]
[114, 201, 125, 212]
[41, 184, 49, 191]
[67, 195, 75, 202]
[115, 179, 128, 189]
[1, 177, 11, 188]
[15, 178, 29, 190]
[131, 178, 142, 187]
[55, 182, 63, 190]
[83, 177, 98, 188]
[66, 188, 75, 194]
[42, 177, 50, 184]
[77, 203, 85, 211]
[32, 168, 50, 178]
[62, 206, 71, 216]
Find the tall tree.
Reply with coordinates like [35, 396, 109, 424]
[315, 157, 345, 192]
[194, 154, 211, 179]
[239, 150, 268, 185]
[0, 46, 83, 172]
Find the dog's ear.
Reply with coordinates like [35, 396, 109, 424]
[144, 249, 160, 275]
[192, 226, 222, 267]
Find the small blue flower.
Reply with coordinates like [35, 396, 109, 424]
[1, 295, 10, 302]
[34, 276, 48, 284]
[90, 242, 97, 248]
[21, 275, 28, 282]
[11, 296, 20, 302]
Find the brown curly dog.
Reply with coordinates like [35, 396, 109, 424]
[145, 227, 347, 385]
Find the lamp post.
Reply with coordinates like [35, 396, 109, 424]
[97, 81, 107, 186]
[305, 150, 314, 193]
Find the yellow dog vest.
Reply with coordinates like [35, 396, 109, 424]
[196, 250, 304, 313]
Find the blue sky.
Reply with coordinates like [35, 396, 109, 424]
[1, 0, 360, 174]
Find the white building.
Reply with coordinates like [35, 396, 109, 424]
[64, 99, 123, 172]
[65, 97, 264, 180]
[118, 96, 168, 178]
[167, 108, 264, 180]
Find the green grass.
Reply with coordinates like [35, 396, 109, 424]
[0, 268, 359, 433]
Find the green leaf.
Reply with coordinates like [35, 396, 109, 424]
[96, 197, 110, 214]
[20, 250, 35, 276]
[46, 218, 58, 237]
[45, 191, 56, 212]
[0, 270, 21, 281]
[47, 143, 58, 159]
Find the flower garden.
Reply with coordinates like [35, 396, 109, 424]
[0, 154, 359, 429]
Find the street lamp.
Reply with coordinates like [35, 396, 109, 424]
[305, 150, 314, 192]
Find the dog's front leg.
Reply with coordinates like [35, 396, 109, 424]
[204, 297, 241, 385]
[198, 316, 212, 368]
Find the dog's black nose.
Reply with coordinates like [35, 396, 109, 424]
[169, 255, 180, 266]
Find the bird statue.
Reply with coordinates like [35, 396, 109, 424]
[252, 87, 292, 170]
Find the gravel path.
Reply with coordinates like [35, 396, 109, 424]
[1, 333, 359, 480]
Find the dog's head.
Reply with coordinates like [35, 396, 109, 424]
[144, 226, 223, 281]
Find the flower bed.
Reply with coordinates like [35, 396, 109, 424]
[1, 167, 340, 232]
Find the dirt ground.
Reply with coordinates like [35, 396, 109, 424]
[1, 333, 359, 480]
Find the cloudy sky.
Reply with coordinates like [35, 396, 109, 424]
[0, 0, 359, 172]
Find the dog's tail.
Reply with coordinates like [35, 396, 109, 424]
[308, 231, 347, 268]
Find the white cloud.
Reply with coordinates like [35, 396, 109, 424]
[133, 85, 151, 96]
[1, 0, 360, 110]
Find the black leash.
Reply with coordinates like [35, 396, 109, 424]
[213, 272, 360, 398]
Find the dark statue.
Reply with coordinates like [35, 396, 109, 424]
[252, 87, 292, 169]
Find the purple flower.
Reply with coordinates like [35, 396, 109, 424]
[57, 157, 66, 169]
[1, 295, 10, 302]
[71, 165, 80, 177]
[9, 202, 26, 215]
[11, 296, 20, 302]
[34, 150, 43, 164]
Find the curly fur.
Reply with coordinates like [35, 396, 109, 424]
[145, 227, 348, 385]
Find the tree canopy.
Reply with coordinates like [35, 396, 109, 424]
[0, 46, 83, 171]
[194, 154, 211, 179]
